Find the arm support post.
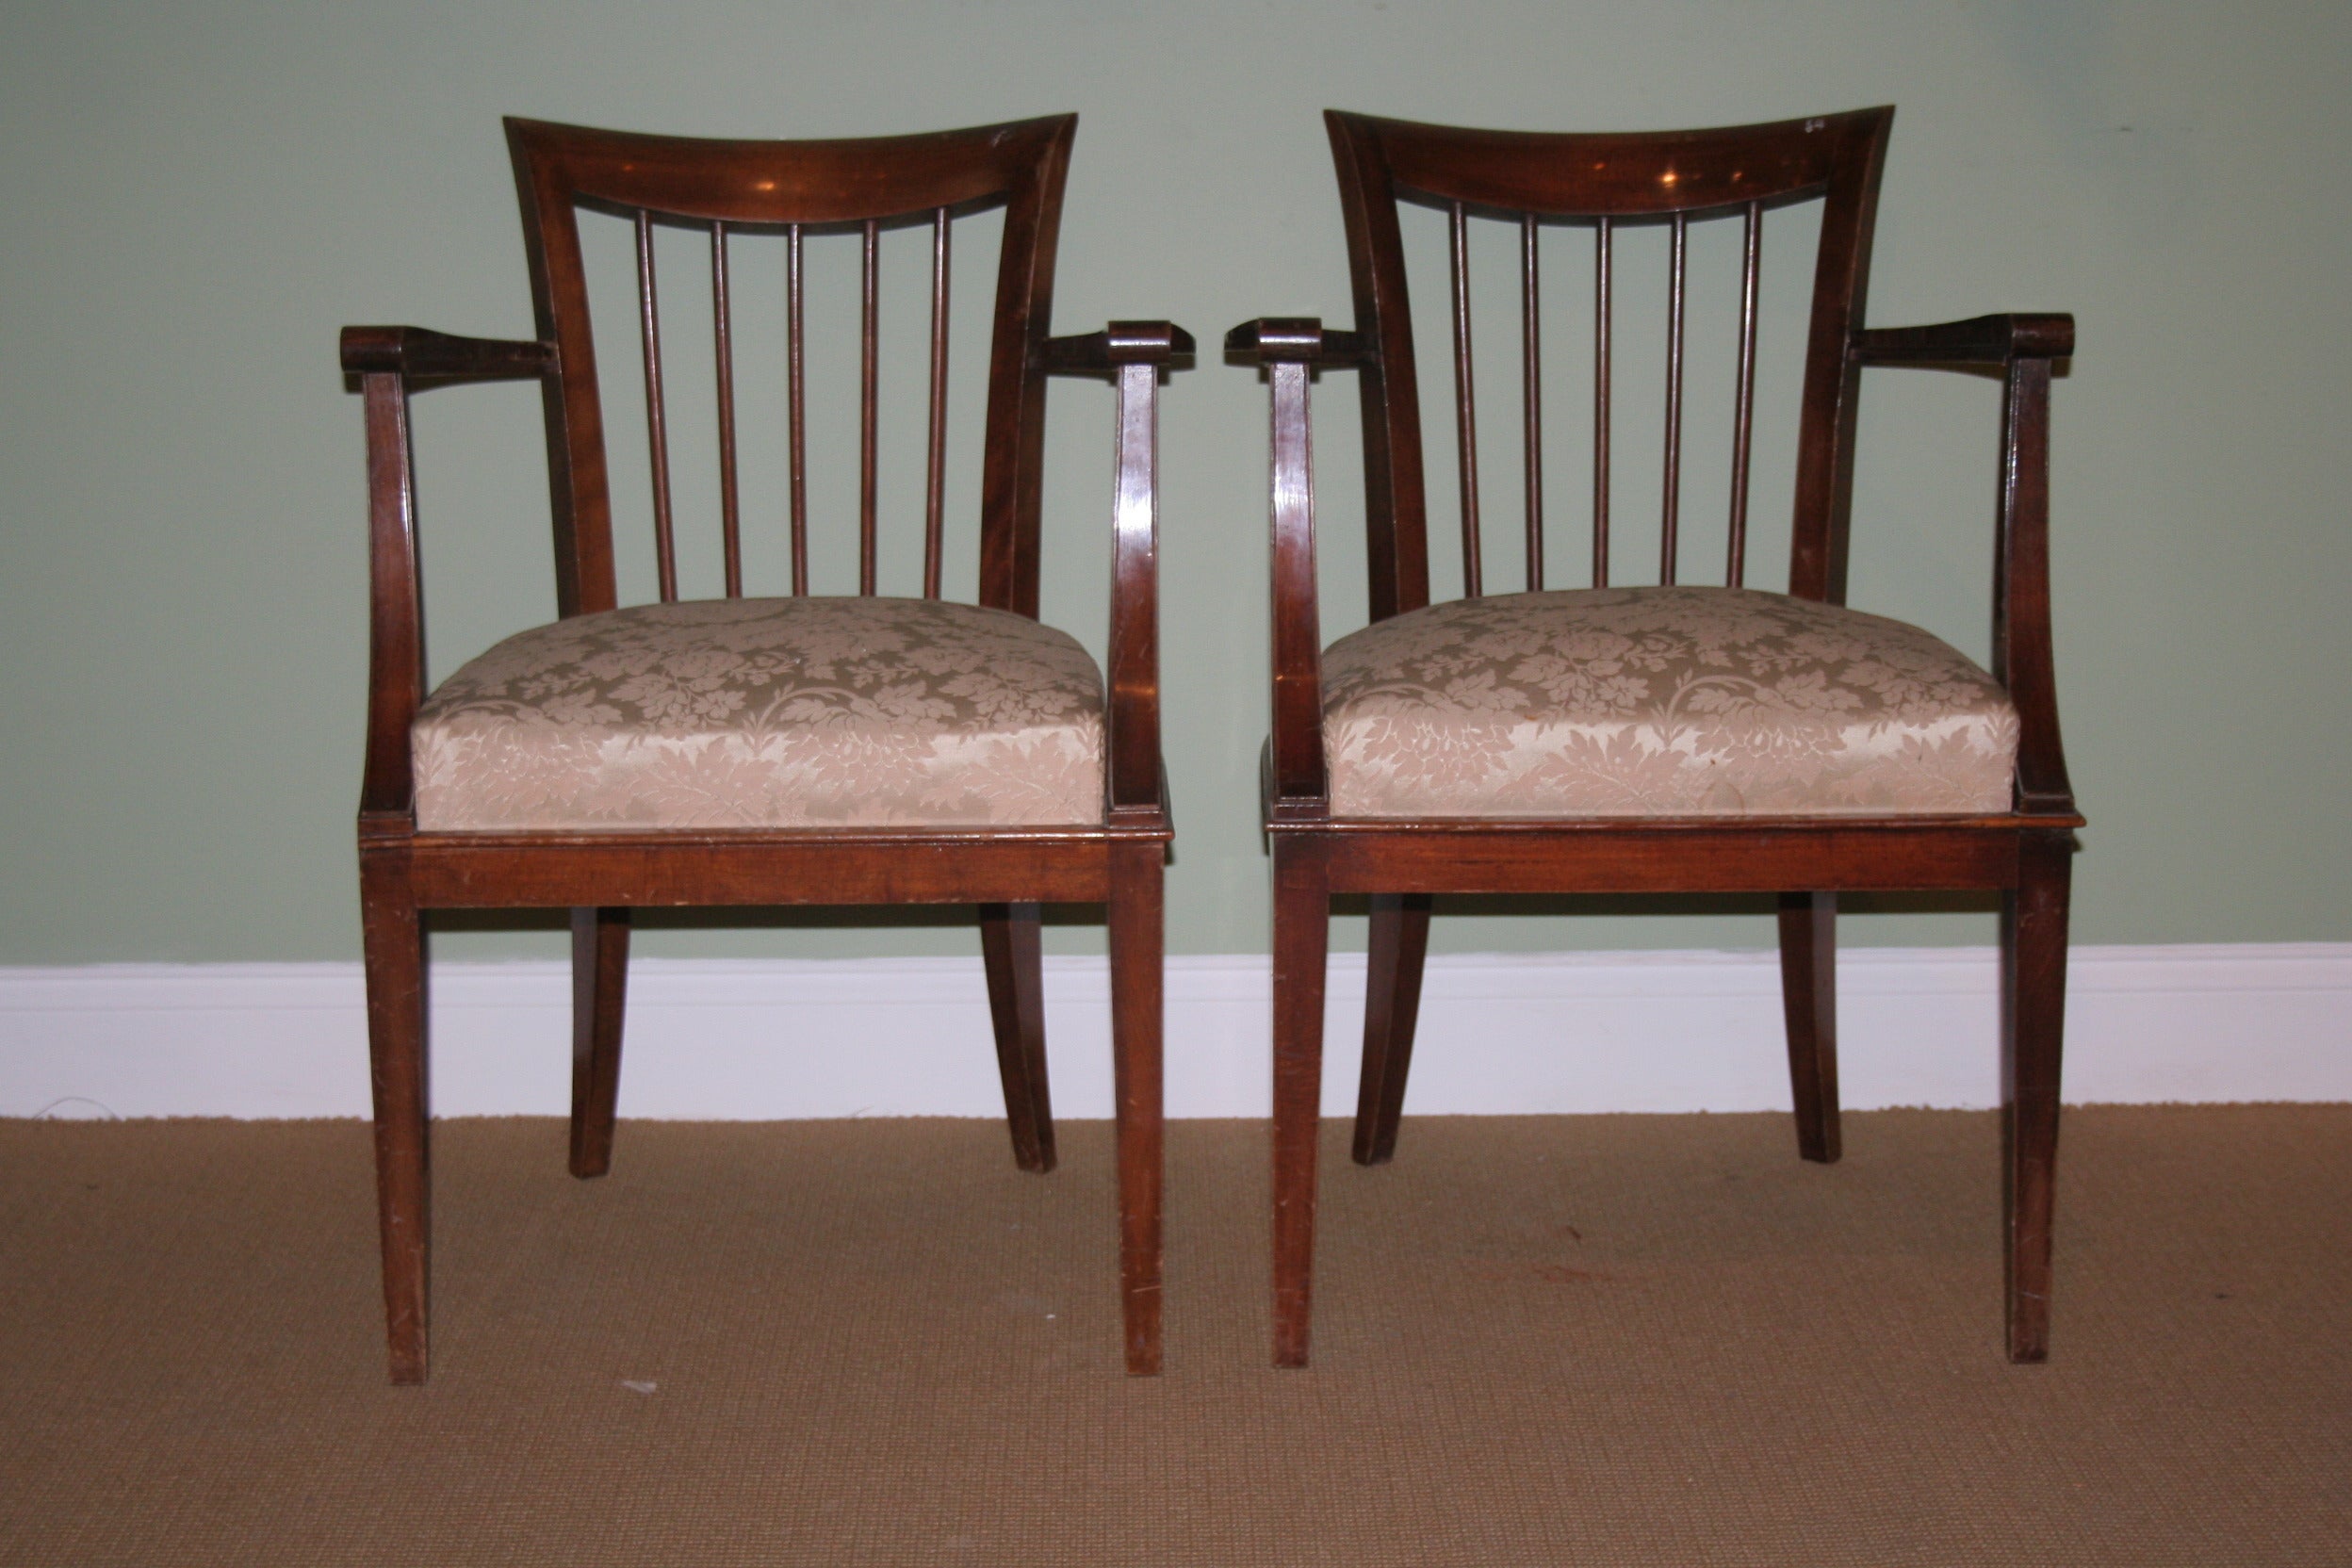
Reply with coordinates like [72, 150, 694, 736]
[1850, 312, 2076, 815]
[342, 326, 556, 825]
[357, 372, 423, 823]
[1228, 318, 1359, 814]
[1043, 321, 1195, 820]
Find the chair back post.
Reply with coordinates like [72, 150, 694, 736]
[1787, 107, 1892, 605]
[1328, 111, 1433, 623]
[977, 116, 1075, 619]
[502, 114, 1078, 619]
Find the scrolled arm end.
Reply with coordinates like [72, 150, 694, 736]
[340, 325, 556, 386]
[1850, 312, 2074, 368]
[1223, 317, 1367, 368]
[1041, 321, 1195, 377]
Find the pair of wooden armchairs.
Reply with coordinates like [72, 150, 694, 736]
[344, 106, 2076, 1383]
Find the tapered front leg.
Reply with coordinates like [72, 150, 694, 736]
[1270, 837, 1330, 1368]
[1105, 846, 1164, 1375]
[1353, 892, 1431, 1166]
[361, 852, 429, 1384]
[1777, 891, 1842, 1164]
[2002, 832, 2073, 1363]
[980, 902, 1056, 1173]
[569, 906, 629, 1179]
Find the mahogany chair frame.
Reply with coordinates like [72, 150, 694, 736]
[342, 115, 1189, 1382]
[1229, 107, 2080, 1367]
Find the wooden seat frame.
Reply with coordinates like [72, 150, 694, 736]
[1228, 107, 2081, 1367]
[342, 115, 1189, 1382]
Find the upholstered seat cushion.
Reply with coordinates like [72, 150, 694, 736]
[413, 596, 1104, 830]
[1321, 586, 2017, 819]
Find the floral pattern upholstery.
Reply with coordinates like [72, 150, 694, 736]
[414, 596, 1104, 830]
[1321, 586, 2017, 819]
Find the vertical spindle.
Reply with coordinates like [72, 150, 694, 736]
[1592, 216, 1612, 589]
[1660, 212, 1688, 585]
[860, 218, 879, 596]
[924, 207, 951, 600]
[1448, 203, 1483, 598]
[1521, 213, 1543, 593]
[1727, 201, 1762, 588]
[635, 210, 678, 603]
[787, 225, 808, 596]
[710, 221, 742, 598]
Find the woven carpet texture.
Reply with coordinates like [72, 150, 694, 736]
[2, 1107, 2346, 1565]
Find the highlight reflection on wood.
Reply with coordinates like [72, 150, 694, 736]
[1229, 106, 2080, 1369]
[341, 114, 1191, 1382]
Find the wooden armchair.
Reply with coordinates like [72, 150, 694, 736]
[1229, 107, 2079, 1366]
[341, 115, 1189, 1381]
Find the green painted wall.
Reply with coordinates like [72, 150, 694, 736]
[3, 0, 2346, 964]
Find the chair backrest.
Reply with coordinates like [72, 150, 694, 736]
[1326, 107, 1893, 619]
[506, 114, 1076, 620]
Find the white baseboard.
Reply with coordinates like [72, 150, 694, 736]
[2, 944, 2346, 1120]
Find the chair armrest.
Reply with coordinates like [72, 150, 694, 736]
[340, 326, 554, 387]
[1849, 313, 2073, 368]
[1054, 322, 1193, 820]
[1226, 318, 1336, 813]
[1040, 321, 1196, 377]
[1224, 317, 1370, 369]
[1854, 312, 2079, 814]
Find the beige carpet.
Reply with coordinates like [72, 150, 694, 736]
[1, 1106, 2346, 1565]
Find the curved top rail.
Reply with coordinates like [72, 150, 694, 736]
[506, 114, 1075, 227]
[1332, 107, 1890, 220]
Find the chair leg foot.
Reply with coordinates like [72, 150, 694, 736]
[362, 854, 429, 1385]
[1271, 838, 1329, 1368]
[1777, 891, 1842, 1165]
[981, 902, 1056, 1174]
[2003, 833, 2071, 1364]
[1353, 892, 1430, 1166]
[568, 906, 629, 1180]
[1106, 849, 1163, 1375]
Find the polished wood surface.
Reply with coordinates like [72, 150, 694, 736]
[1232, 106, 2079, 1368]
[344, 114, 1189, 1381]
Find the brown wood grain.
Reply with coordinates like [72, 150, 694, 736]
[343, 113, 1186, 1382]
[1232, 105, 2080, 1369]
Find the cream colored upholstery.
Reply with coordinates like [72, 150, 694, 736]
[414, 596, 1104, 830]
[1321, 586, 2017, 819]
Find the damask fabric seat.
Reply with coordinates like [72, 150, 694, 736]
[1322, 586, 2017, 819]
[414, 596, 1104, 830]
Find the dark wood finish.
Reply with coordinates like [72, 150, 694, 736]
[359, 853, 427, 1385]
[2002, 829, 2071, 1362]
[1447, 203, 1483, 596]
[1777, 890, 1840, 1163]
[924, 207, 952, 599]
[568, 906, 629, 1177]
[1269, 836, 1330, 1368]
[787, 225, 808, 595]
[1107, 840, 1166, 1375]
[979, 902, 1054, 1173]
[859, 217, 880, 595]
[1592, 216, 1613, 586]
[1660, 212, 1688, 583]
[634, 210, 679, 603]
[1353, 891, 1430, 1166]
[1727, 202, 1762, 585]
[711, 223, 743, 597]
[1519, 215, 1543, 591]
[1230, 106, 2080, 1368]
[344, 114, 1189, 1381]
